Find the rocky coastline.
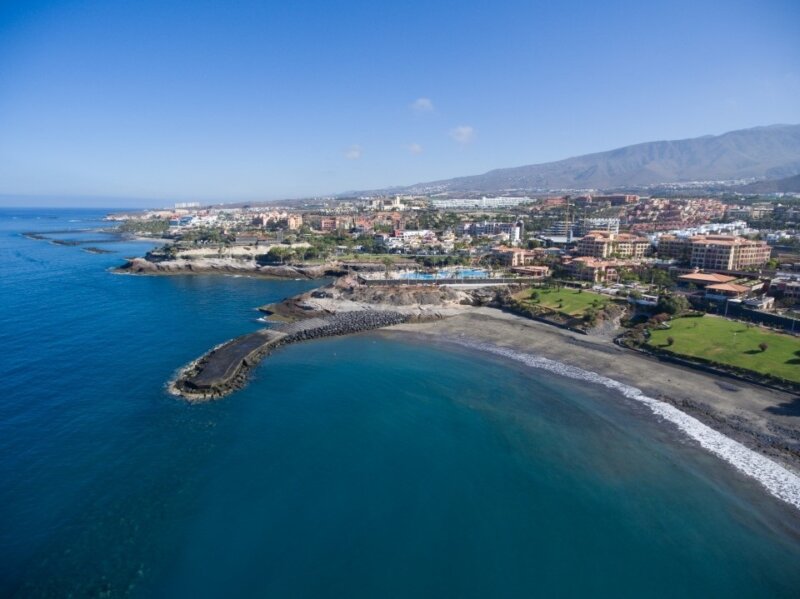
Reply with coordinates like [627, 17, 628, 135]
[115, 256, 343, 279]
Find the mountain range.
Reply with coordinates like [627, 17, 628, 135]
[361, 124, 800, 194]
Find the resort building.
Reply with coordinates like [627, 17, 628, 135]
[491, 247, 543, 267]
[510, 265, 551, 278]
[591, 194, 639, 206]
[658, 235, 771, 270]
[563, 257, 632, 284]
[366, 196, 408, 211]
[690, 236, 771, 271]
[677, 272, 738, 289]
[769, 275, 800, 301]
[459, 221, 524, 243]
[576, 231, 651, 259]
[704, 283, 751, 301]
[430, 196, 533, 209]
[690, 235, 771, 270]
[657, 235, 693, 262]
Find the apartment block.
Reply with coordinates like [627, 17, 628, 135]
[658, 234, 771, 270]
[576, 231, 651, 259]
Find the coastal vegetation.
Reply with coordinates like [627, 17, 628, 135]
[506, 286, 624, 331]
[118, 218, 169, 236]
[646, 316, 800, 385]
[515, 287, 610, 318]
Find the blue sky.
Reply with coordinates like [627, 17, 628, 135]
[1, 0, 799, 206]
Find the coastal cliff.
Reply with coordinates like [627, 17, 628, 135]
[115, 256, 340, 278]
[113, 251, 421, 280]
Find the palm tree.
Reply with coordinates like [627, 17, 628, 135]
[382, 256, 393, 280]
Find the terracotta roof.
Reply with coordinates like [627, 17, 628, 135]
[705, 283, 749, 294]
[582, 231, 648, 242]
[678, 272, 736, 284]
[570, 257, 612, 268]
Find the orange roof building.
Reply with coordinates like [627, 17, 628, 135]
[677, 272, 737, 287]
[704, 283, 750, 298]
[658, 235, 770, 270]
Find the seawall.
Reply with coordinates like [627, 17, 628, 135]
[172, 311, 409, 400]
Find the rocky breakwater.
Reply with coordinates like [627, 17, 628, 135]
[171, 310, 410, 401]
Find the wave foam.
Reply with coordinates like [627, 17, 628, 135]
[454, 338, 800, 510]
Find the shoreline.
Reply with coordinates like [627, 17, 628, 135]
[383, 309, 800, 479]
[110, 266, 325, 280]
[112, 257, 340, 280]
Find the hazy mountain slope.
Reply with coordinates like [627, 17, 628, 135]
[736, 173, 800, 194]
[398, 124, 800, 192]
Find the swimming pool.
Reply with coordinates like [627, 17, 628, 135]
[398, 268, 490, 280]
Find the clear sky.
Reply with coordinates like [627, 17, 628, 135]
[1, 0, 799, 206]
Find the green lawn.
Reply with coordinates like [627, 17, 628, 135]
[647, 316, 800, 383]
[515, 287, 609, 317]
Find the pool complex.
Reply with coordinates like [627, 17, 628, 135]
[398, 268, 491, 280]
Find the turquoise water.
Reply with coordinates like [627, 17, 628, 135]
[399, 267, 489, 280]
[1, 208, 800, 597]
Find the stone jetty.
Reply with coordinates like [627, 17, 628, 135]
[172, 311, 409, 400]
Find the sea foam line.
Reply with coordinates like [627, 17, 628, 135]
[453, 338, 800, 510]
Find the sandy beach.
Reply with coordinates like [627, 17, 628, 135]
[385, 308, 800, 474]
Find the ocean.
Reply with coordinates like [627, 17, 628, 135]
[1, 207, 799, 597]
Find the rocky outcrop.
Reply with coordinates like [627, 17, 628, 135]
[257, 276, 525, 322]
[115, 257, 339, 279]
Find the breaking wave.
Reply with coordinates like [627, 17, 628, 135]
[455, 339, 800, 510]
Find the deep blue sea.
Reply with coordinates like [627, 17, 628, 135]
[1, 208, 800, 598]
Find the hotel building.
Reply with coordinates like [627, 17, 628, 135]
[576, 231, 651, 259]
[657, 235, 771, 270]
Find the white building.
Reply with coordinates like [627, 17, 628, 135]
[431, 196, 534, 210]
[650, 221, 752, 245]
[577, 218, 620, 236]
